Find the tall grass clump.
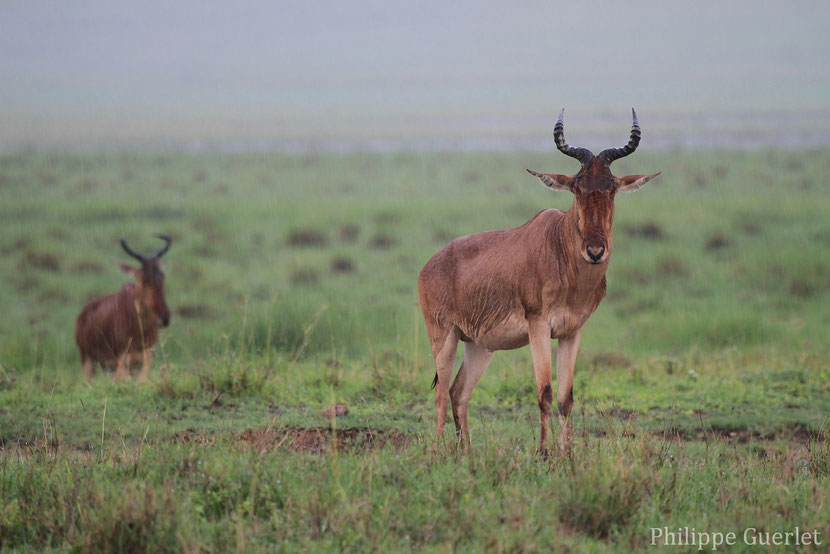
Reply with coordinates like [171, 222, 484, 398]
[82, 484, 185, 553]
[808, 433, 830, 478]
[244, 299, 368, 359]
[0, 462, 188, 551]
[557, 435, 676, 540]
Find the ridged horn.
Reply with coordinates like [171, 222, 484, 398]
[598, 108, 641, 164]
[553, 109, 594, 167]
[120, 237, 146, 263]
[151, 234, 172, 259]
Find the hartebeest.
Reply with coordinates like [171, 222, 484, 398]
[418, 109, 660, 453]
[75, 235, 172, 381]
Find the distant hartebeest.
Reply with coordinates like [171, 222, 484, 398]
[75, 235, 172, 381]
[418, 110, 660, 453]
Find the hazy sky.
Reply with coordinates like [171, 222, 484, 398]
[2, 1, 829, 148]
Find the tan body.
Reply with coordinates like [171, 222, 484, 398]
[418, 110, 659, 453]
[75, 283, 160, 381]
[75, 235, 172, 381]
[421, 209, 606, 350]
[418, 207, 606, 451]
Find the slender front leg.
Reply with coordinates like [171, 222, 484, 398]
[528, 318, 553, 455]
[114, 351, 131, 381]
[136, 349, 152, 383]
[555, 326, 584, 453]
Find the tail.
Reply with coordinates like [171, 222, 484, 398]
[431, 372, 438, 390]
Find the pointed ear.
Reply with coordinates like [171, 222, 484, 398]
[117, 263, 141, 280]
[526, 169, 574, 192]
[615, 172, 661, 193]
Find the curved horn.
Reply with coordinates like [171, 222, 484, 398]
[120, 237, 146, 263]
[554, 109, 594, 167]
[151, 234, 172, 259]
[599, 108, 641, 164]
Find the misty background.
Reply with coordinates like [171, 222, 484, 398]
[2, 1, 829, 150]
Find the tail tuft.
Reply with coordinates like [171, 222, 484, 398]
[430, 372, 438, 390]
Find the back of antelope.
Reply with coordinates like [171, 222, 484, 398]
[75, 234, 172, 381]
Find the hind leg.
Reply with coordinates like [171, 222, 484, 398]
[450, 342, 494, 445]
[81, 355, 95, 381]
[433, 328, 460, 436]
[424, 315, 460, 436]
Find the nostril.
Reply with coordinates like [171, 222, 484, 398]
[586, 246, 605, 262]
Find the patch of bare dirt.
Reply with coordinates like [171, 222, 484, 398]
[625, 222, 664, 240]
[704, 233, 731, 251]
[338, 223, 360, 243]
[172, 429, 216, 446]
[789, 279, 815, 298]
[289, 267, 320, 286]
[607, 407, 639, 422]
[654, 426, 822, 445]
[286, 228, 327, 247]
[24, 250, 61, 272]
[0, 238, 29, 255]
[329, 256, 355, 274]
[71, 260, 105, 273]
[321, 404, 349, 418]
[741, 221, 763, 236]
[0, 368, 17, 390]
[176, 304, 215, 319]
[588, 351, 632, 371]
[369, 233, 396, 250]
[656, 257, 689, 278]
[237, 426, 411, 454]
[431, 229, 455, 244]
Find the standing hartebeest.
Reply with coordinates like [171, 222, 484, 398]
[418, 109, 660, 453]
[75, 235, 172, 381]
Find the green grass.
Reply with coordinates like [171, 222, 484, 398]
[1, 149, 829, 551]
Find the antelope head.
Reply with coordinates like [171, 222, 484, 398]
[528, 109, 660, 264]
[119, 234, 172, 327]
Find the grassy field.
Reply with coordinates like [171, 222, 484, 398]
[1, 149, 829, 551]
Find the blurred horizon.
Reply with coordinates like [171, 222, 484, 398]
[2, 1, 830, 151]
